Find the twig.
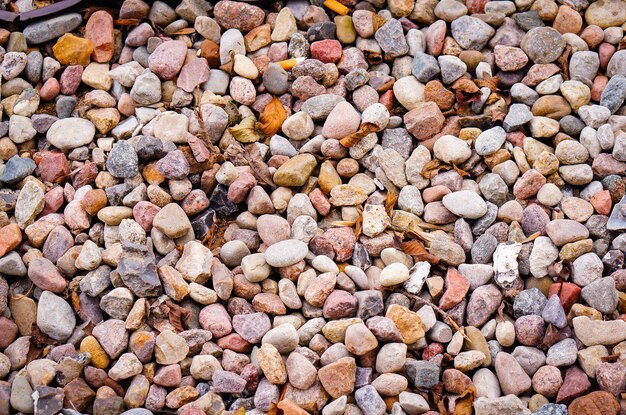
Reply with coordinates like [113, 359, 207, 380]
[393, 288, 470, 341]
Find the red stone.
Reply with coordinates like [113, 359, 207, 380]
[85, 10, 115, 63]
[181, 190, 209, 216]
[227, 171, 257, 204]
[379, 90, 395, 110]
[39, 78, 60, 101]
[322, 227, 357, 262]
[404, 102, 445, 141]
[38, 152, 70, 183]
[310, 40, 343, 63]
[59, 65, 84, 95]
[590, 190, 612, 216]
[422, 342, 443, 361]
[466, 0, 488, 13]
[0, 224, 21, 257]
[216, 333, 252, 353]
[426, 20, 446, 56]
[556, 366, 591, 403]
[513, 169, 546, 199]
[133, 201, 161, 231]
[63, 378, 96, 412]
[439, 267, 470, 310]
[591, 75, 608, 102]
[71, 162, 98, 188]
[309, 188, 331, 216]
[187, 134, 211, 163]
[548, 282, 580, 313]
[41, 186, 65, 216]
[599, 42, 616, 71]
[580, 25, 605, 49]
[0, 317, 18, 349]
[177, 58, 210, 93]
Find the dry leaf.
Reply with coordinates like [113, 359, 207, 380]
[355, 215, 363, 239]
[452, 78, 482, 105]
[339, 122, 378, 147]
[71, 290, 81, 314]
[172, 27, 196, 35]
[452, 164, 471, 178]
[453, 385, 476, 415]
[165, 301, 191, 332]
[114, 18, 140, 26]
[421, 159, 453, 179]
[474, 76, 499, 91]
[401, 240, 441, 264]
[258, 96, 287, 137]
[385, 189, 398, 217]
[244, 144, 275, 188]
[229, 116, 264, 143]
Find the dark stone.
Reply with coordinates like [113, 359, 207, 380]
[601, 75, 626, 114]
[106, 140, 139, 179]
[354, 290, 384, 320]
[513, 288, 547, 318]
[352, 242, 371, 270]
[514, 11, 544, 31]
[105, 183, 134, 206]
[34, 386, 64, 415]
[0, 156, 36, 185]
[135, 135, 166, 160]
[405, 359, 440, 388]
[117, 241, 162, 297]
[307, 22, 337, 42]
[210, 184, 239, 216]
[190, 208, 216, 240]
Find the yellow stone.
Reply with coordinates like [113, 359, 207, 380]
[318, 161, 342, 194]
[559, 238, 593, 261]
[567, 303, 602, 325]
[86, 108, 120, 134]
[459, 127, 481, 141]
[273, 154, 317, 187]
[386, 304, 425, 344]
[322, 318, 363, 343]
[53, 34, 94, 66]
[463, 326, 491, 366]
[80, 336, 110, 369]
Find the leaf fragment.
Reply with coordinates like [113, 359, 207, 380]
[339, 122, 379, 147]
[257, 96, 287, 137]
[229, 116, 264, 143]
[400, 240, 441, 264]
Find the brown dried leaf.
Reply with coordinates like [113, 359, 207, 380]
[71, 290, 81, 314]
[339, 123, 379, 147]
[452, 164, 471, 178]
[385, 189, 398, 217]
[172, 27, 196, 35]
[452, 78, 482, 105]
[355, 215, 363, 239]
[421, 159, 452, 179]
[114, 18, 140, 26]
[401, 240, 441, 264]
[229, 116, 264, 143]
[453, 385, 476, 415]
[166, 301, 191, 332]
[557, 45, 572, 80]
[31, 324, 59, 348]
[474, 76, 499, 91]
[244, 144, 275, 188]
[258, 96, 287, 137]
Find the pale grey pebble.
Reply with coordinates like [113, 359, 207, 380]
[503, 103, 532, 131]
[23, 13, 83, 44]
[545, 338, 577, 367]
[513, 288, 547, 318]
[411, 51, 440, 82]
[580, 277, 618, 314]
